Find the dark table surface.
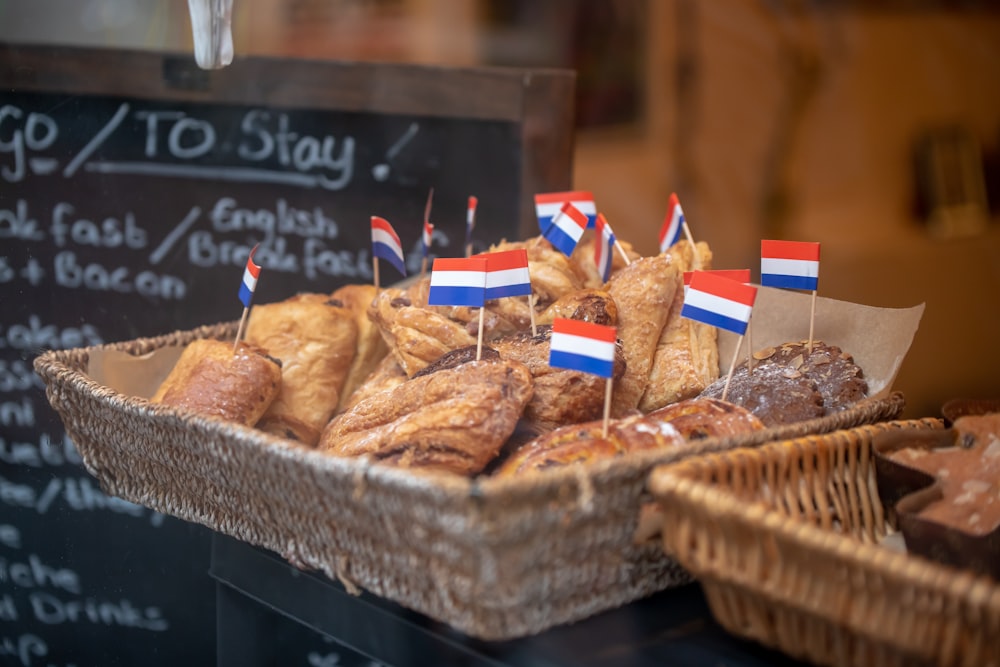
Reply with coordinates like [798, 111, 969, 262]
[210, 533, 809, 667]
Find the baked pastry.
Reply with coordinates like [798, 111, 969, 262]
[639, 241, 719, 411]
[319, 354, 534, 476]
[569, 233, 640, 286]
[699, 340, 867, 426]
[606, 254, 679, 416]
[493, 412, 685, 477]
[338, 353, 408, 413]
[537, 288, 618, 327]
[246, 293, 358, 446]
[330, 283, 389, 411]
[644, 397, 765, 440]
[749, 340, 867, 412]
[699, 363, 825, 426]
[151, 338, 282, 426]
[492, 325, 626, 432]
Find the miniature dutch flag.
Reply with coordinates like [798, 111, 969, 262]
[427, 257, 487, 307]
[682, 269, 751, 296]
[594, 213, 616, 283]
[535, 190, 597, 233]
[549, 318, 617, 379]
[543, 201, 589, 257]
[681, 270, 758, 336]
[659, 192, 685, 253]
[482, 249, 531, 299]
[760, 240, 820, 291]
[371, 216, 407, 276]
[237, 244, 261, 307]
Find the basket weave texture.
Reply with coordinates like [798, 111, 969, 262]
[35, 323, 906, 640]
[649, 421, 1000, 667]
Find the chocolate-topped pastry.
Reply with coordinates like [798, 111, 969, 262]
[751, 340, 867, 412]
[699, 364, 825, 426]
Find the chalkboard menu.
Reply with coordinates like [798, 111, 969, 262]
[0, 44, 574, 665]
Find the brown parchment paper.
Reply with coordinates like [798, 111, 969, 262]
[89, 286, 923, 403]
[717, 286, 924, 399]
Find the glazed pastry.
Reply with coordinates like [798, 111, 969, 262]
[492, 325, 626, 432]
[330, 283, 389, 411]
[246, 293, 358, 446]
[319, 355, 534, 476]
[639, 241, 719, 412]
[338, 353, 408, 413]
[151, 338, 282, 426]
[644, 397, 765, 440]
[606, 254, 679, 416]
[493, 412, 685, 477]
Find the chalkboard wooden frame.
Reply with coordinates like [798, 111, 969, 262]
[0, 44, 576, 237]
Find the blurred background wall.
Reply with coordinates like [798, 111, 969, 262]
[2, 0, 998, 417]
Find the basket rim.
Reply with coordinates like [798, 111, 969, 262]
[647, 421, 1000, 610]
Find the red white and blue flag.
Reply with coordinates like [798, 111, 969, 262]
[760, 240, 820, 291]
[543, 201, 589, 257]
[421, 221, 434, 258]
[549, 318, 617, 379]
[427, 257, 487, 307]
[682, 269, 751, 296]
[681, 270, 757, 336]
[480, 249, 531, 299]
[594, 213, 616, 283]
[465, 196, 477, 250]
[371, 216, 407, 276]
[659, 192, 685, 253]
[237, 244, 261, 308]
[535, 190, 596, 233]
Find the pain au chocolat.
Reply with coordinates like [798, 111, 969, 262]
[319, 351, 533, 477]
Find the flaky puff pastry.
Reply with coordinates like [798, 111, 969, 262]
[606, 254, 679, 416]
[151, 338, 281, 426]
[246, 293, 358, 446]
[492, 324, 626, 432]
[330, 283, 389, 412]
[319, 355, 533, 476]
[493, 411, 685, 477]
[639, 241, 719, 412]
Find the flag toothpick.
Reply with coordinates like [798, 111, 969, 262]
[428, 256, 488, 359]
[233, 243, 261, 354]
[549, 317, 618, 437]
[761, 239, 821, 353]
[371, 216, 407, 291]
[681, 271, 758, 402]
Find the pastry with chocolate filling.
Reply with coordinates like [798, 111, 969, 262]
[246, 293, 358, 446]
[319, 353, 533, 477]
[491, 325, 626, 432]
[151, 338, 282, 426]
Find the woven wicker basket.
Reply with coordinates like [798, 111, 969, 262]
[648, 421, 1000, 667]
[35, 323, 907, 640]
